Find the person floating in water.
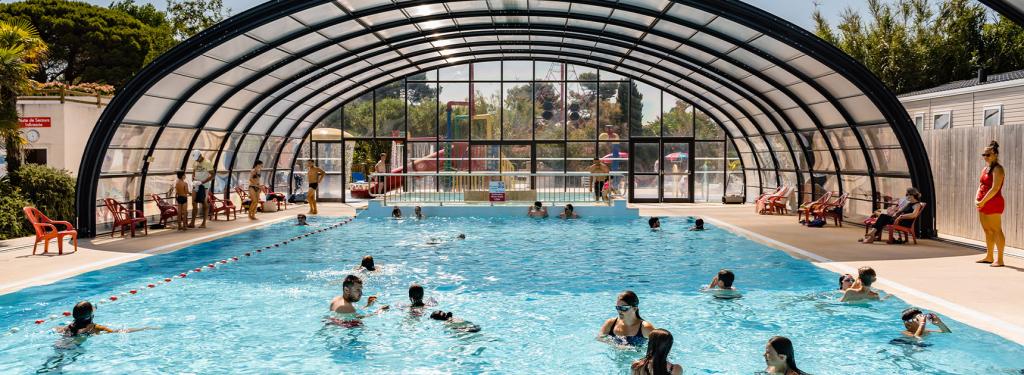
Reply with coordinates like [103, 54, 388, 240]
[528, 201, 548, 218]
[57, 301, 153, 336]
[391, 207, 402, 219]
[559, 204, 580, 219]
[630, 328, 683, 375]
[296, 214, 308, 226]
[840, 266, 880, 302]
[429, 310, 481, 333]
[689, 217, 705, 231]
[599, 290, 656, 347]
[648, 217, 661, 230]
[703, 269, 741, 299]
[328, 275, 388, 323]
[900, 307, 951, 338]
[414, 206, 425, 220]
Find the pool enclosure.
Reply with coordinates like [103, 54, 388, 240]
[77, 0, 936, 237]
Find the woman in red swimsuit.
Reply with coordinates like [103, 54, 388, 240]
[976, 141, 1005, 267]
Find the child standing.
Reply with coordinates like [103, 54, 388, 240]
[174, 171, 190, 231]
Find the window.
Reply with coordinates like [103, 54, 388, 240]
[932, 111, 951, 130]
[24, 149, 47, 165]
[983, 105, 1002, 127]
[913, 114, 924, 130]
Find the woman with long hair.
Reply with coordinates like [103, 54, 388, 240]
[763, 336, 806, 375]
[630, 329, 683, 375]
[976, 141, 1005, 267]
[247, 160, 264, 220]
[598, 290, 656, 347]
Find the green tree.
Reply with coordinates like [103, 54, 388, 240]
[110, 0, 176, 63]
[0, 0, 173, 87]
[982, 15, 1024, 74]
[0, 19, 47, 184]
[166, 0, 230, 41]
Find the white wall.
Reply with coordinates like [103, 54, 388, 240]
[15, 97, 107, 176]
[901, 82, 1024, 129]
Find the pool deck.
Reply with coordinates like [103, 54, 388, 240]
[1, 202, 1022, 345]
[638, 203, 1024, 345]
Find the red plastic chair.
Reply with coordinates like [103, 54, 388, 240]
[888, 203, 927, 244]
[235, 186, 262, 212]
[103, 198, 148, 237]
[754, 186, 785, 213]
[208, 192, 237, 221]
[151, 194, 179, 226]
[262, 186, 287, 210]
[797, 191, 832, 223]
[23, 207, 77, 255]
[813, 192, 848, 227]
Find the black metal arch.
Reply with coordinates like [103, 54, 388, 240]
[76, 0, 935, 238]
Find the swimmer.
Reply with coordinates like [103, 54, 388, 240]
[425, 238, 442, 245]
[559, 204, 580, 219]
[405, 284, 437, 313]
[599, 290, 656, 347]
[763, 336, 807, 375]
[900, 307, 951, 338]
[689, 217, 705, 231]
[414, 206, 425, 220]
[630, 329, 683, 375]
[456, 233, 466, 240]
[528, 201, 548, 218]
[296, 214, 308, 226]
[648, 217, 661, 230]
[329, 275, 388, 316]
[429, 310, 481, 333]
[56, 301, 153, 336]
[838, 274, 855, 291]
[358, 256, 377, 272]
[391, 207, 402, 219]
[840, 266, 880, 302]
[703, 269, 741, 299]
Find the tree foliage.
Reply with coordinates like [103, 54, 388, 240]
[0, 179, 32, 239]
[13, 164, 76, 223]
[0, 0, 174, 87]
[0, 19, 47, 183]
[814, 0, 1024, 94]
[166, 0, 229, 41]
[110, 0, 176, 63]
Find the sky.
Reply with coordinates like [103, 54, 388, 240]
[0, 0, 874, 31]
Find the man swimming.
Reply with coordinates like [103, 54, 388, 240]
[57, 301, 153, 336]
[430, 310, 481, 333]
[900, 307, 951, 338]
[296, 214, 308, 226]
[329, 275, 388, 316]
[703, 269, 741, 299]
[648, 217, 661, 230]
[689, 218, 705, 231]
[840, 266, 880, 302]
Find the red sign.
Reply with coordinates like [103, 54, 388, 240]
[19, 117, 51, 128]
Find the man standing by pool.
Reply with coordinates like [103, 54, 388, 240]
[373, 153, 388, 195]
[306, 160, 325, 215]
[587, 157, 610, 202]
[190, 151, 214, 228]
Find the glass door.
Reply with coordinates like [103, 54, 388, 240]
[629, 141, 661, 202]
[661, 140, 692, 203]
[628, 139, 693, 203]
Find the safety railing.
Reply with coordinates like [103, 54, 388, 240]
[366, 172, 627, 205]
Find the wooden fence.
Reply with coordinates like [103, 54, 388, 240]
[920, 124, 1022, 248]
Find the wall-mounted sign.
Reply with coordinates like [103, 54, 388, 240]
[19, 117, 51, 128]
[488, 180, 506, 202]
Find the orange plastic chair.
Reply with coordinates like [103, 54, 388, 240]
[797, 191, 832, 223]
[888, 203, 927, 244]
[23, 207, 77, 255]
[208, 192, 237, 221]
[813, 192, 849, 227]
[103, 198, 148, 237]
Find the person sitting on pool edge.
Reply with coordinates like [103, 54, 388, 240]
[840, 266, 880, 302]
[414, 206, 425, 220]
[630, 328, 683, 375]
[296, 214, 308, 226]
[57, 301, 153, 336]
[528, 201, 548, 218]
[429, 310, 481, 333]
[648, 217, 661, 230]
[559, 204, 580, 219]
[900, 307, 951, 338]
[599, 290, 656, 347]
[763, 336, 807, 375]
[703, 269, 741, 299]
[838, 273, 855, 291]
[392, 207, 402, 219]
[329, 275, 388, 316]
[689, 217, 705, 231]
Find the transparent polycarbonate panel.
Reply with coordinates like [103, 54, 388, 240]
[438, 82, 469, 140]
[785, 133, 809, 170]
[835, 148, 868, 173]
[109, 125, 159, 149]
[344, 91, 374, 137]
[808, 102, 846, 127]
[565, 142, 594, 173]
[439, 64, 469, 81]
[469, 145, 499, 172]
[566, 64, 597, 80]
[825, 128, 859, 149]
[535, 61, 562, 81]
[739, 152, 756, 169]
[841, 173, 873, 201]
[599, 82, 629, 141]
[503, 82, 532, 140]
[748, 136, 768, 152]
[868, 148, 909, 175]
[408, 70, 437, 81]
[276, 138, 302, 169]
[147, 73, 199, 100]
[565, 82, 596, 140]
[755, 151, 775, 169]
[437, 142, 468, 173]
[472, 61, 500, 81]
[772, 149, 795, 170]
[780, 171, 799, 192]
[234, 135, 265, 170]
[535, 82, 565, 140]
[260, 136, 286, 167]
[96, 177, 140, 204]
[695, 108, 724, 140]
[168, 102, 211, 127]
[408, 141, 439, 173]
[153, 127, 197, 149]
[147, 149, 188, 173]
[876, 176, 914, 206]
[840, 95, 886, 124]
[470, 82, 500, 140]
[375, 82, 405, 138]
[408, 82, 437, 139]
[761, 170, 779, 188]
[502, 60, 532, 81]
[101, 149, 147, 174]
[125, 95, 174, 125]
[662, 94, 693, 137]
[273, 170, 291, 194]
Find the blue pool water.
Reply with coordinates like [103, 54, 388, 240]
[1, 216, 1023, 374]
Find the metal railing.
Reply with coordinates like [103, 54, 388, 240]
[365, 172, 627, 205]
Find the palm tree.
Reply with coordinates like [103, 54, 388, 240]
[0, 19, 47, 183]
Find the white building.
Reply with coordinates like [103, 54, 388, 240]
[4, 94, 110, 176]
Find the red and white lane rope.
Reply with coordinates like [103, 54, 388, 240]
[29, 217, 355, 326]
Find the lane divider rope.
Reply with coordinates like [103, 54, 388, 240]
[27, 217, 354, 327]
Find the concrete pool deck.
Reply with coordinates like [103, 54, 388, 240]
[1, 202, 1022, 345]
